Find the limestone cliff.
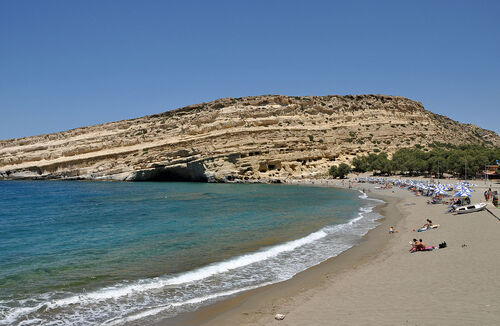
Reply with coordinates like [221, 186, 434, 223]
[1, 95, 499, 182]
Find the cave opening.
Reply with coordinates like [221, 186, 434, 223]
[133, 163, 208, 182]
[147, 170, 208, 182]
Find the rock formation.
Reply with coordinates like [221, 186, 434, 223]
[1, 95, 498, 182]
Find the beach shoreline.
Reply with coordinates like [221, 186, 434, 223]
[155, 177, 500, 326]
[155, 181, 403, 326]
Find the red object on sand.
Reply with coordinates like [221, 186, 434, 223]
[410, 246, 435, 253]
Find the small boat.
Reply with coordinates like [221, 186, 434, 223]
[452, 203, 487, 215]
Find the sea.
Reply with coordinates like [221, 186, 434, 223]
[0, 180, 383, 325]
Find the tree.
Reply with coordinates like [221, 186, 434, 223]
[352, 156, 370, 172]
[349, 145, 499, 177]
[329, 163, 351, 179]
[391, 148, 411, 174]
[328, 165, 338, 178]
[337, 163, 351, 179]
[372, 153, 392, 175]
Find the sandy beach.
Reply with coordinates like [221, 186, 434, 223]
[162, 177, 500, 326]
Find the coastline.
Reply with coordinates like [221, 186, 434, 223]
[156, 178, 500, 326]
[155, 182, 402, 326]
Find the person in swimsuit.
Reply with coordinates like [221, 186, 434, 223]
[421, 219, 433, 229]
[416, 239, 426, 251]
[411, 238, 419, 250]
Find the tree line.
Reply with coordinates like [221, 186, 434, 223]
[349, 145, 500, 178]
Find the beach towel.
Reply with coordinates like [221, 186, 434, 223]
[417, 224, 439, 232]
[410, 246, 435, 253]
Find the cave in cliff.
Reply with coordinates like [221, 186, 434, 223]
[133, 162, 208, 182]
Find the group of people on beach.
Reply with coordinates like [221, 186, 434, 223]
[389, 218, 437, 252]
[483, 188, 499, 207]
[411, 219, 435, 250]
[411, 238, 427, 251]
[484, 188, 494, 201]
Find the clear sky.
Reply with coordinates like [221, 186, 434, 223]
[1, 0, 499, 140]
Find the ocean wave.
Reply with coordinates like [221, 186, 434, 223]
[358, 190, 368, 199]
[102, 283, 272, 326]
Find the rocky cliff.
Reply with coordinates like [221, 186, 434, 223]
[1, 95, 499, 182]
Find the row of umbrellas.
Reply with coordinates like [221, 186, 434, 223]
[358, 177, 475, 197]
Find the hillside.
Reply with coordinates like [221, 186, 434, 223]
[1, 95, 499, 182]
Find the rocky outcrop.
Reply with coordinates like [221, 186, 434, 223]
[1, 95, 499, 182]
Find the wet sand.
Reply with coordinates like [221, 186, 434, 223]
[158, 179, 500, 326]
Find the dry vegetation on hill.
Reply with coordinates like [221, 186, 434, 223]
[1, 95, 498, 182]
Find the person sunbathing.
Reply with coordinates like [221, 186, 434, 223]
[421, 219, 433, 229]
[411, 238, 419, 250]
[416, 239, 426, 251]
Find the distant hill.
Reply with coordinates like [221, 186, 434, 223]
[1, 95, 499, 182]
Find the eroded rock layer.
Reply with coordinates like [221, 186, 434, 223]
[1, 95, 498, 182]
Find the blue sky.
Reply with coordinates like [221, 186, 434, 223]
[1, 0, 499, 140]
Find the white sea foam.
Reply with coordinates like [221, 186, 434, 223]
[358, 190, 368, 199]
[358, 189, 385, 203]
[165, 229, 327, 285]
[102, 283, 272, 326]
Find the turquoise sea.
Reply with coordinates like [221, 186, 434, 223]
[0, 181, 382, 325]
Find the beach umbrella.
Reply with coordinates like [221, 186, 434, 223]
[434, 184, 446, 190]
[434, 188, 447, 195]
[460, 187, 472, 194]
[455, 186, 469, 193]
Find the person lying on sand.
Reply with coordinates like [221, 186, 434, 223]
[421, 219, 433, 229]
